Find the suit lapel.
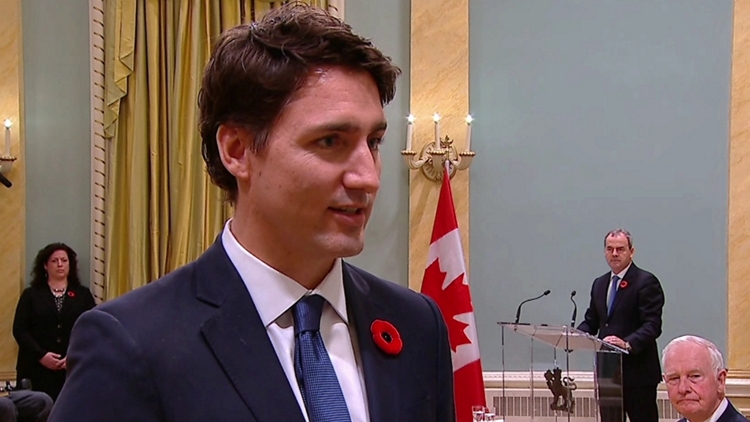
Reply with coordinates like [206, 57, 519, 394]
[716, 401, 742, 422]
[595, 275, 610, 319]
[344, 264, 400, 422]
[196, 241, 306, 422]
[60, 287, 81, 317]
[40, 287, 59, 315]
[606, 264, 638, 320]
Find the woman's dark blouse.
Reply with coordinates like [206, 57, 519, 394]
[12, 283, 96, 399]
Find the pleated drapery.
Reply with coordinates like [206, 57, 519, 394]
[102, 0, 330, 299]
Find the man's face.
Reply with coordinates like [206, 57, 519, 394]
[240, 66, 385, 266]
[664, 342, 726, 422]
[604, 234, 633, 274]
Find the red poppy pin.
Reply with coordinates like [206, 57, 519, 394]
[619, 280, 628, 289]
[370, 319, 402, 355]
[67, 291, 75, 298]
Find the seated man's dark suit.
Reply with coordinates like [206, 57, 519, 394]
[578, 263, 665, 422]
[677, 401, 749, 422]
[49, 239, 455, 422]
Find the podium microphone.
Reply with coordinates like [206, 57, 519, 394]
[514, 290, 551, 324]
[570, 290, 578, 327]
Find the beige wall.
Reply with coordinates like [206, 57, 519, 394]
[408, 0, 471, 291]
[0, 0, 24, 380]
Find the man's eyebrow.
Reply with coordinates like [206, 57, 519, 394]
[313, 120, 388, 133]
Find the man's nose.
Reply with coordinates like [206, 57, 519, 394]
[677, 377, 692, 394]
[344, 142, 381, 193]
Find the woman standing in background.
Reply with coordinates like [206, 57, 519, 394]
[12, 243, 96, 401]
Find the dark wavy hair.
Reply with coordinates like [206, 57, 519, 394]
[30, 243, 82, 288]
[199, 3, 401, 203]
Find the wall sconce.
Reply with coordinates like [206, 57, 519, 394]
[1, 119, 18, 175]
[401, 113, 476, 182]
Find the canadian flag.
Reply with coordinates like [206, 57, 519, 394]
[421, 167, 486, 422]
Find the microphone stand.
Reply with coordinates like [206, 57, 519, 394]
[513, 290, 551, 324]
[570, 290, 578, 328]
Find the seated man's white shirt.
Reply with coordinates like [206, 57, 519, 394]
[702, 397, 728, 422]
[222, 221, 369, 422]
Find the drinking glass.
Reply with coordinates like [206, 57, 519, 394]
[472, 405, 486, 422]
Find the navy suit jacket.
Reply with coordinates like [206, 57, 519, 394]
[49, 239, 455, 422]
[677, 400, 748, 422]
[577, 263, 665, 387]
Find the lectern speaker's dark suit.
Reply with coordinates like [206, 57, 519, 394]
[578, 263, 665, 422]
[49, 239, 455, 422]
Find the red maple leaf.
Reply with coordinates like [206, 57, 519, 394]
[421, 258, 474, 352]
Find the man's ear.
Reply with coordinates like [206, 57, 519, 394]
[718, 368, 728, 395]
[216, 124, 253, 182]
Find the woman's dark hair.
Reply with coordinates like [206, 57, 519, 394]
[30, 243, 82, 288]
[199, 3, 401, 203]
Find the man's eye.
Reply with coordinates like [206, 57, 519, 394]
[368, 137, 383, 151]
[689, 374, 703, 382]
[317, 136, 338, 148]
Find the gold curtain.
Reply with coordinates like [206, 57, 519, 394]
[103, 0, 328, 300]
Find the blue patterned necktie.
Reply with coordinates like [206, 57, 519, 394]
[607, 275, 620, 316]
[292, 294, 352, 422]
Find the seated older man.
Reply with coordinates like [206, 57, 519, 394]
[662, 335, 747, 422]
[0, 389, 52, 422]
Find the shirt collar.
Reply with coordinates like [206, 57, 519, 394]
[704, 397, 729, 422]
[612, 262, 632, 280]
[221, 219, 349, 327]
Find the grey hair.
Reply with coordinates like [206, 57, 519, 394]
[662, 335, 725, 374]
[604, 229, 633, 249]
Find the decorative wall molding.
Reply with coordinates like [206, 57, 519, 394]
[88, 0, 106, 302]
[328, 0, 345, 19]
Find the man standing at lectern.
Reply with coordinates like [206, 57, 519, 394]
[578, 229, 665, 422]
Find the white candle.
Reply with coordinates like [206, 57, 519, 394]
[465, 115, 474, 151]
[433, 113, 441, 144]
[406, 114, 416, 150]
[3, 119, 11, 156]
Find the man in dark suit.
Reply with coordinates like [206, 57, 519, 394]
[578, 229, 665, 422]
[49, 4, 454, 422]
[663, 335, 748, 422]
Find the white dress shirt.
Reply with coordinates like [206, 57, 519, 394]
[221, 221, 369, 422]
[701, 397, 729, 422]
